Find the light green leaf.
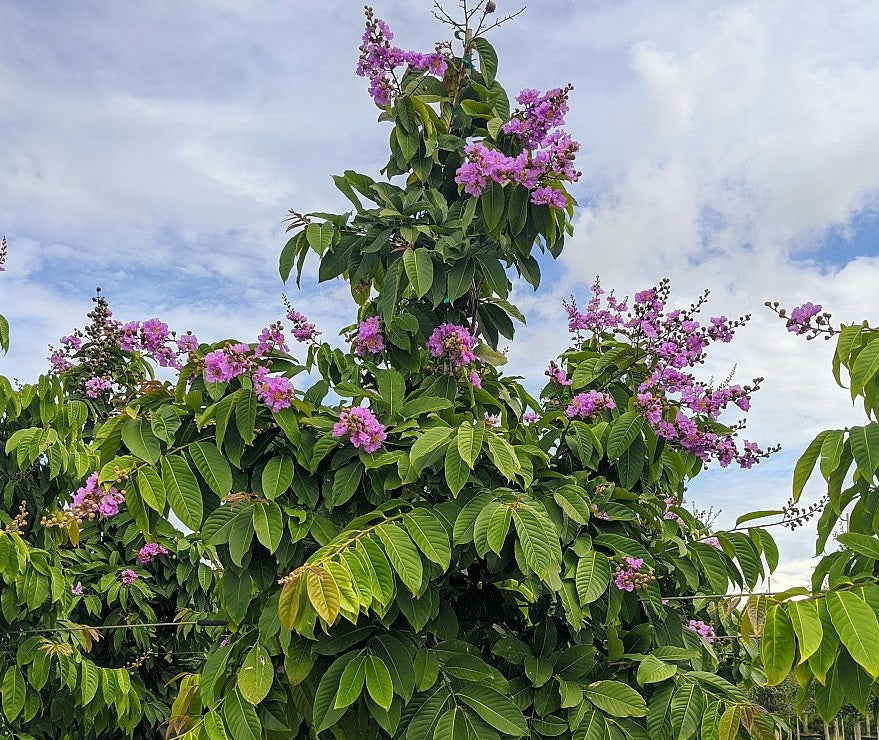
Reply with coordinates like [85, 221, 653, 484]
[410, 426, 454, 471]
[137, 467, 166, 514]
[237, 644, 273, 705]
[2, 665, 25, 722]
[122, 418, 161, 464]
[376, 523, 424, 594]
[825, 590, 879, 678]
[484, 432, 520, 481]
[792, 431, 828, 502]
[444, 440, 469, 496]
[819, 430, 845, 478]
[787, 599, 823, 663]
[335, 655, 367, 709]
[455, 680, 528, 736]
[252, 501, 283, 553]
[636, 655, 676, 685]
[583, 680, 648, 718]
[365, 655, 394, 711]
[576, 550, 610, 605]
[849, 424, 879, 481]
[457, 421, 485, 468]
[306, 568, 341, 625]
[761, 604, 796, 685]
[837, 532, 879, 560]
[403, 509, 451, 569]
[606, 412, 644, 460]
[851, 336, 879, 396]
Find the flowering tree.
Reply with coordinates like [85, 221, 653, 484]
[737, 303, 879, 724]
[0, 4, 788, 739]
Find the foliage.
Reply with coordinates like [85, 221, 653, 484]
[747, 305, 879, 723]
[0, 5, 790, 739]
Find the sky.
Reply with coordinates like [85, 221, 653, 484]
[2, 0, 879, 588]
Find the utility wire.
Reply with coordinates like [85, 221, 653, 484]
[16, 618, 227, 635]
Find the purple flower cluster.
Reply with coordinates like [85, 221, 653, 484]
[589, 502, 610, 521]
[255, 322, 288, 357]
[332, 407, 386, 453]
[523, 411, 539, 424]
[64, 472, 123, 520]
[354, 316, 385, 356]
[566, 391, 616, 419]
[786, 302, 822, 334]
[687, 619, 716, 644]
[613, 557, 645, 592]
[203, 343, 252, 383]
[356, 9, 446, 107]
[286, 308, 320, 343]
[565, 279, 769, 469]
[120, 569, 139, 586]
[455, 85, 580, 209]
[84, 376, 111, 398]
[137, 542, 169, 565]
[253, 367, 295, 413]
[469, 370, 482, 389]
[428, 324, 477, 368]
[545, 360, 572, 386]
[71, 582, 83, 595]
[703, 536, 722, 550]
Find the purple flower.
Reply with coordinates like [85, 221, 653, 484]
[137, 542, 169, 565]
[84, 376, 111, 398]
[177, 332, 198, 353]
[286, 307, 320, 342]
[704, 537, 721, 550]
[255, 322, 287, 357]
[531, 186, 567, 209]
[469, 370, 482, 389]
[253, 366, 295, 412]
[332, 407, 386, 453]
[120, 569, 139, 587]
[566, 391, 615, 419]
[786, 302, 822, 334]
[523, 411, 539, 424]
[428, 324, 477, 368]
[97, 487, 124, 518]
[545, 360, 572, 386]
[687, 619, 716, 644]
[354, 316, 385, 356]
[613, 557, 645, 592]
[71, 582, 83, 596]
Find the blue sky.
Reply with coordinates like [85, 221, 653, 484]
[2, 0, 879, 587]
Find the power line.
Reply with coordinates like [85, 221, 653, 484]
[16, 618, 227, 635]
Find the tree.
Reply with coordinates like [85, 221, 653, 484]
[1, 4, 783, 738]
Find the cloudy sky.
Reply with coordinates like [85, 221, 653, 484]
[2, 0, 878, 587]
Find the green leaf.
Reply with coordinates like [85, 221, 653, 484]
[377, 369, 406, 417]
[512, 505, 553, 577]
[403, 509, 451, 569]
[670, 682, 703, 740]
[457, 421, 485, 468]
[403, 247, 434, 299]
[365, 655, 394, 711]
[315, 654, 359, 731]
[122, 418, 161, 464]
[837, 532, 879, 559]
[606, 411, 644, 460]
[400, 396, 454, 418]
[150, 405, 181, 444]
[137, 467, 166, 514]
[190, 440, 233, 496]
[376, 523, 423, 594]
[306, 222, 335, 253]
[447, 259, 475, 304]
[2, 665, 25, 722]
[851, 336, 879, 396]
[0, 313, 8, 353]
[410, 426, 454, 471]
[235, 388, 257, 445]
[761, 604, 796, 685]
[335, 655, 367, 709]
[576, 550, 611, 604]
[433, 707, 480, 740]
[484, 432, 520, 481]
[792, 431, 828, 502]
[455, 680, 528, 736]
[330, 462, 363, 507]
[237, 644, 273, 705]
[306, 568, 341, 625]
[734, 509, 784, 527]
[480, 181, 505, 233]
[819, 429, 845, 478]
[223, 690, 261, 740]
[252, 501, 283, 553]
[261, 455, 294, 500]
[472, 38, 498, 86]
[162, 455, 203, 530]
[582, 680, 648, 718]
[636, 655, 676, 685]
[849, 424, 879, 481]
[444, 440, 470, 496]
[787, 599, 823, 663]
[825, 590, 879, 678]
[717, 705, 742, 740]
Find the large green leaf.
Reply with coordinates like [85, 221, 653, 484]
[237, 644, 273, 705]
[365, 655, 394, 711]
[670, 682, 703, 740]
[314, 653, 358, 732]
[190, 440, 233, 496]
[792, 431, 828, 502]
[825, 590, 879, 677]
[376, 523, 424, 594]
[455, 680, 528, 736]
[582, 681, 648, 718]
[787, 598, 823, 663]
[252, 501, 283, 553]
[335, 655, 367, 709]
[403, 509, 451, 569]
[636, 655, 676, 686]
[836, 532, 879, 560]
[444, 441, 470, 496]
[260, 455, 294, 500]
[1, 665, 25, 722]
[849, 424, 879, 481]
[306, 568, 341, 625]
[606, 412, 644, 460]
[137, 467, 166, 514]
[410, 426, 454, 471]
[512, 505, 553, 577]
[851, 336, 879, 396]
[457, 421, 485, 469]
[223, 689, 261, 740]
[122, 418, 161, 464]
[403, 247, 434, 299]
[761, 604, 796, 685]
[161, 454, 203, 530]
[480, 182, 505, 233]
[484, 432, 520, 481]
[576, 550, 610, 605]
[472, 38, 498, 86]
